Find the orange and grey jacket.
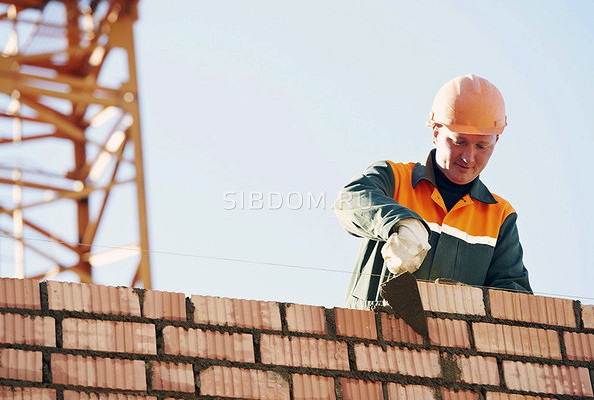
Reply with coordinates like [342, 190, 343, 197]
[335, 151, 531, 309]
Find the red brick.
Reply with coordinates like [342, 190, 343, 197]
[486, 394, 555, 400]
[388, 386, 479, 400]
[0, 386, 56, 400]
[285, 303, 326, 334]
[453, 355, 499, 385]
[340, 378, 382, 400]
[143, 289, 186, 321]
[192, 295, 281, 330]
[0, 348, 42, 382]
[0, 278, 40, 310]
[0, 313, 55, 346]
[51, 354, 146, 391]
[62, 318, 156, 354]
[563, 331, 594, 361]
[386, 383, 436, 399]
[292, 374, 336, 400]
[47, 281, 140, 316]
[473, 322, 561, 359]
[502, 360, 593, 397]
[418, 281, 485, 315]
[163, 325, 253, 362]
[64, 393, 157, 400]
[354, 343, 440, 377]
[152, 361, 194, 393]
[441, 389, 479, 400]
[335, 308, 377, 339]
[428, 318, 470, 348]
[381, 313, 423, 345]
[582, 304, 594, 329]
[489, 290, 575, 327]
[260, 334, 349, 370]
[199, 366, 289, 400]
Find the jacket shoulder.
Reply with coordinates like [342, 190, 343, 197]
[385, 160, 417, 176]
[489, 192, 517, 219]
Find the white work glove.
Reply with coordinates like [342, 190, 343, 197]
[381, 218, 431, 275]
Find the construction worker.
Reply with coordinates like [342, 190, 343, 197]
[335, 74, 532, 310]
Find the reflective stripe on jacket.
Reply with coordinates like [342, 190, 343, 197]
[335, 151, 531, 308]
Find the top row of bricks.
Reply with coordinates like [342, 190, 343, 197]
[0, 278, 593, 330]
[0, 279, 185, 321]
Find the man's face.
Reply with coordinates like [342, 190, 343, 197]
[432, 125, 498, 185]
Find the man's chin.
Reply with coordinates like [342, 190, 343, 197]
[449, 166, 477, 184]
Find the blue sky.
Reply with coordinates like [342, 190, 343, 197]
[125, 0, 594, 306]
[128, 0, 593, 306]
[2, 1, 592, 306]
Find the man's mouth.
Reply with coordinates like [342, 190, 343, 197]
[454, 163, 472, 170]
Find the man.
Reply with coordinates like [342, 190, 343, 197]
[334, 74, 531, 310]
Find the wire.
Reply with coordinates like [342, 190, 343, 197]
[0, 233, 593, 302]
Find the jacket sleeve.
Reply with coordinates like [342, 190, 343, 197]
[484, 212, 532, 293]
[333, 161, 427, 242]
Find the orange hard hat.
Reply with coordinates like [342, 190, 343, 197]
[427, 74, 507, 135]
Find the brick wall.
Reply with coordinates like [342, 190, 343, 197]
[0, 277, 592, 400]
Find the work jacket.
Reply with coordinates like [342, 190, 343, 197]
[335, 151, 532, 309]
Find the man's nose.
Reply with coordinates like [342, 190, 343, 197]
[461, 146, 475, 164]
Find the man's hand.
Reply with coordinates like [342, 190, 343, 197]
[381, 218, 431, 275]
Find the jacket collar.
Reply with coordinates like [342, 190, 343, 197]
[411, 149, 497, 204]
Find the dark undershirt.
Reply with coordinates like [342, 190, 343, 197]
[432, 152, 475, 211]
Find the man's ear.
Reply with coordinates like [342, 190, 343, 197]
[432, 125, 440, 147]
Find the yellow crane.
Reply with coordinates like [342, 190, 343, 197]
[0, 0, 151, 288]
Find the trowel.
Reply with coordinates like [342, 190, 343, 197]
[379, 272, 428, 337]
